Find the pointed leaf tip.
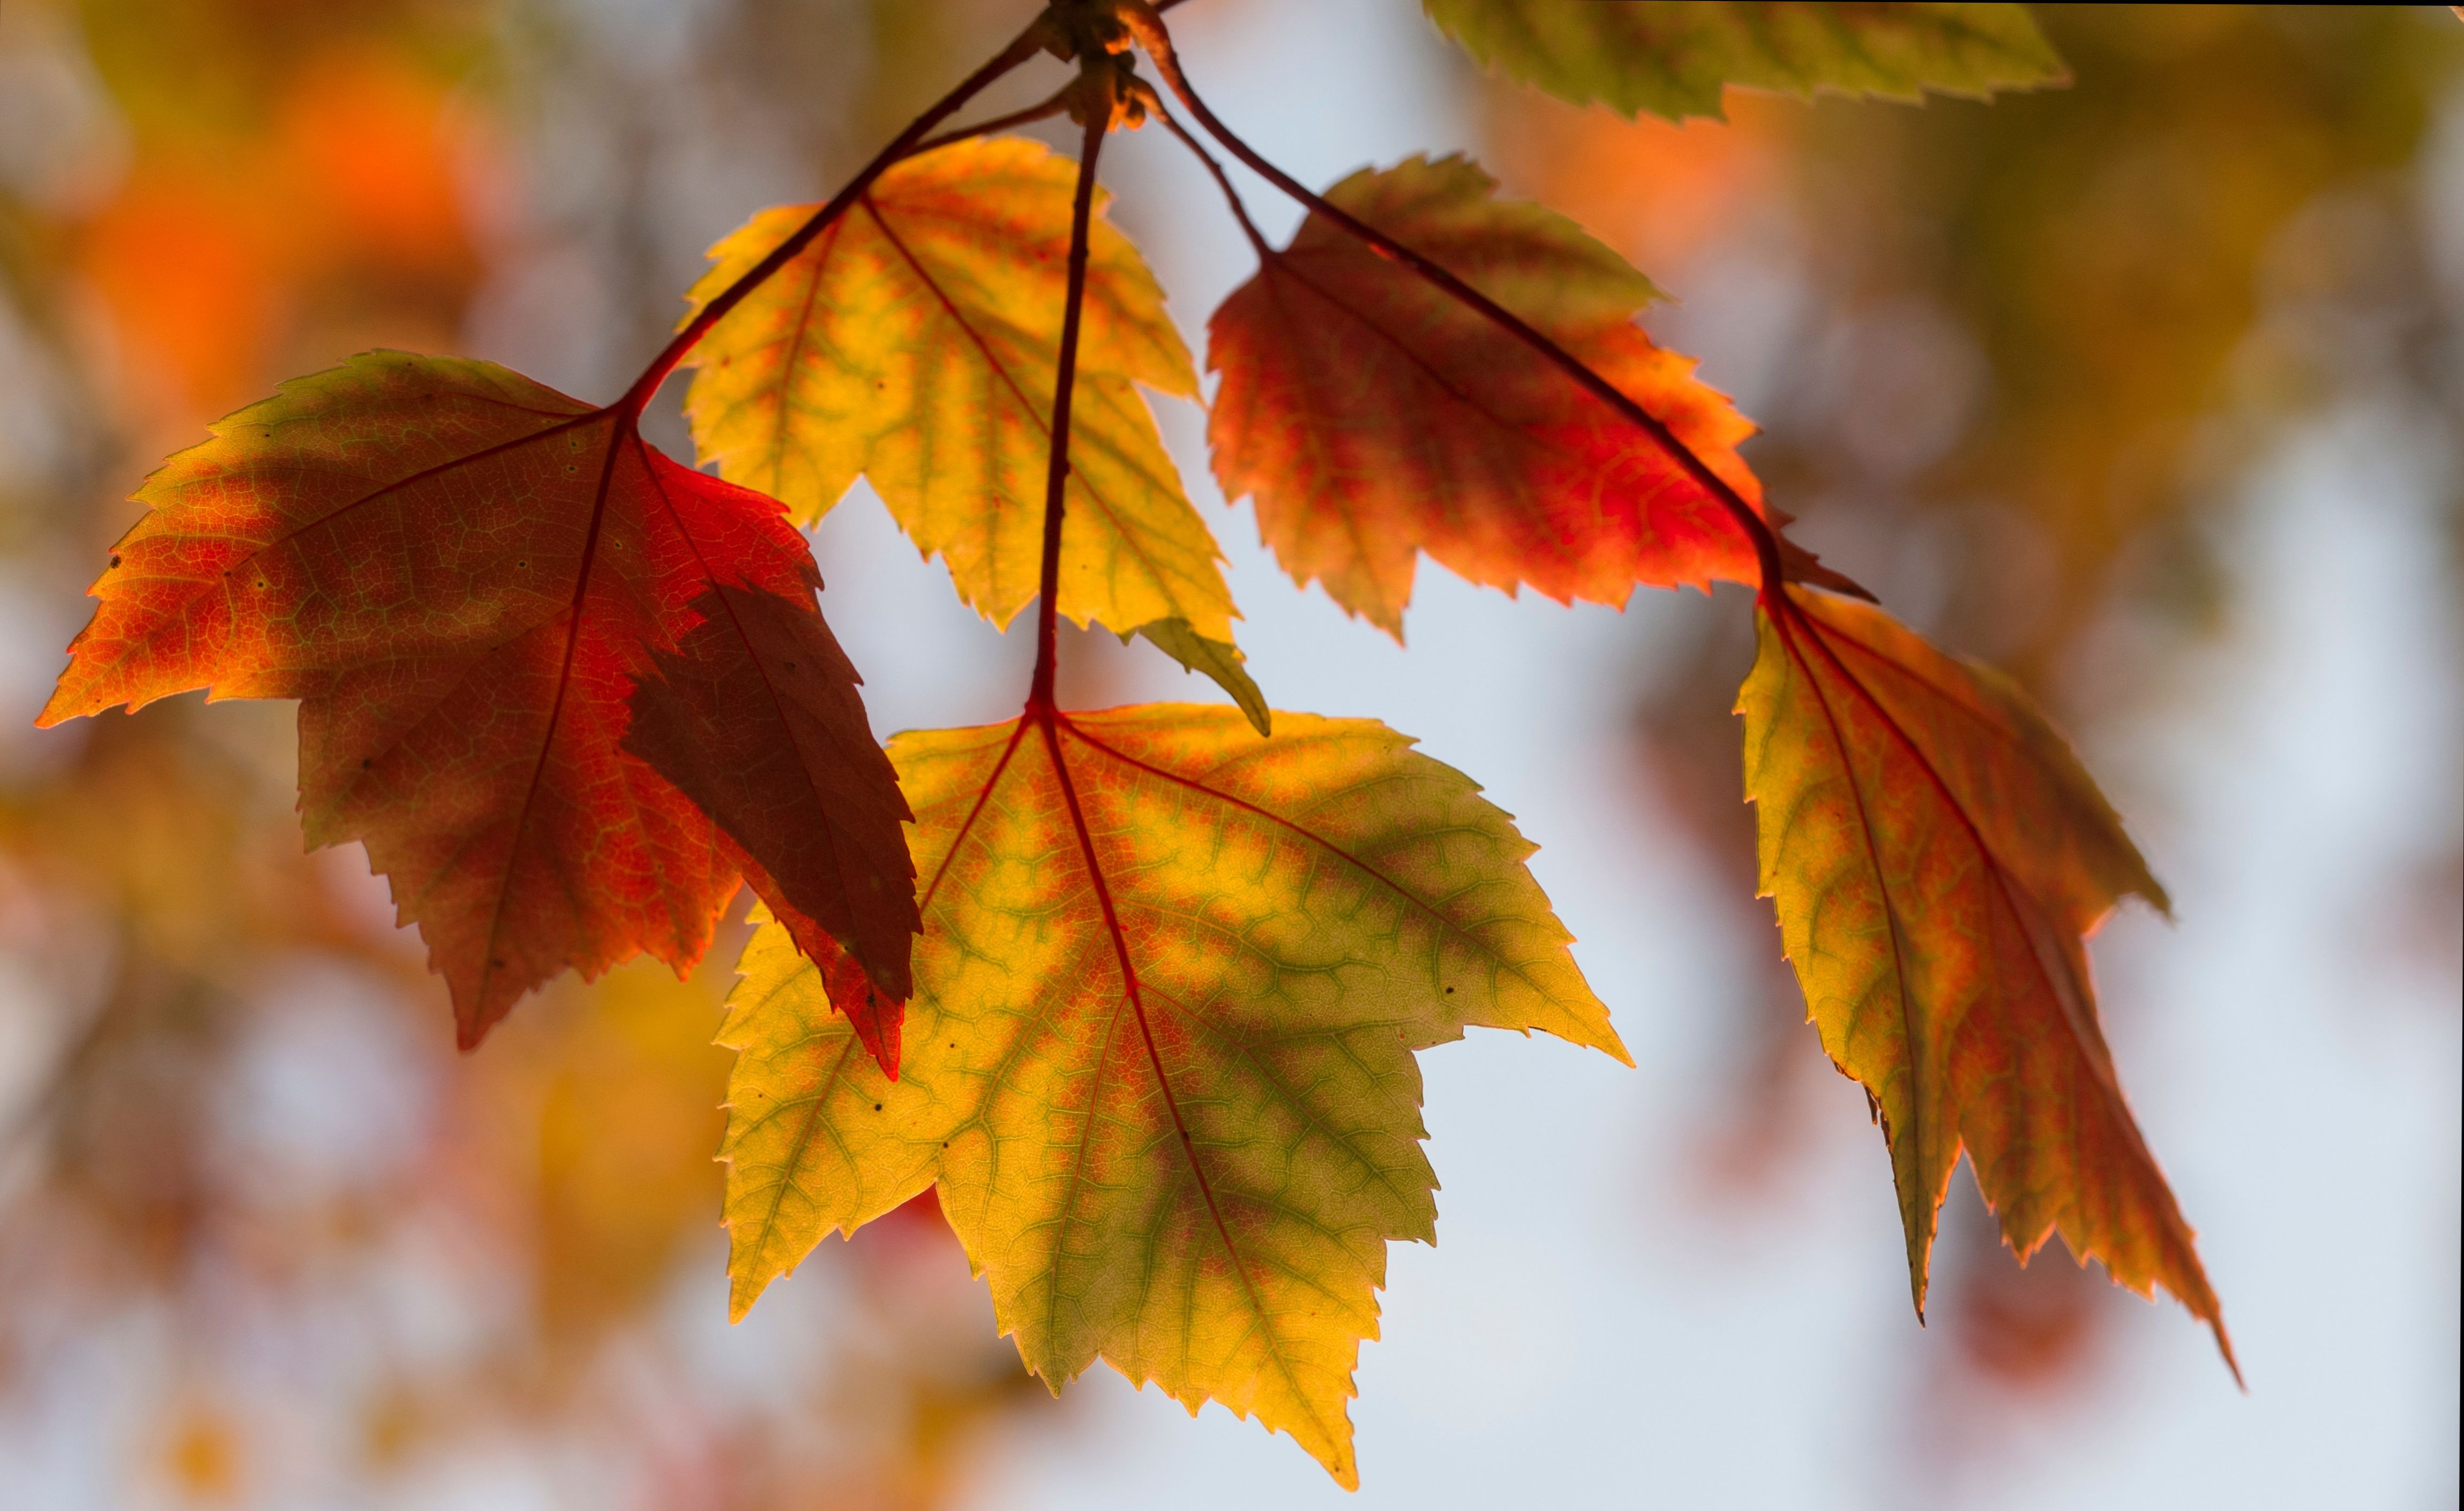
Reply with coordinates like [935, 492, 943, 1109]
[1127, 617, 1271, 735]
[623, 579, 920, 1065]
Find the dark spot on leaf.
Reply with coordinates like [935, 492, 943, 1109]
[1444, 986, 1455, 994]
[873, 1103, 883, 1112]
[361, 758, 371, 769]
[108, 554, 121, 568]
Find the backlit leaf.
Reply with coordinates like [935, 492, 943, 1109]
[1125, 617, 1271, 738]
[681, 137, 1234, 642]
[40, 351, 917, 1048]
[1737, 585, 2232, 1369]
[1424, 0, 2069, 123]
[718, 704, 1626, 1486]
[624, 583, 918, 1074]
[1207, 154, 1846, 640]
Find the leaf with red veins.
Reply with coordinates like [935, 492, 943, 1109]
[1739, 584, 2233, 1374]
[41, 350, 914, 1047]
[1207, 153, 1848, 640]
[717, 703, 1627, 1487]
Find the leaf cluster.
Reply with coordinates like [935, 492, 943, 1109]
[38, 0, 2237, 1486]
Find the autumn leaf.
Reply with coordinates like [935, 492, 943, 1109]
[1736, 584, 2233, 1370]
[1207, 153, 1845, 640]
[1122, 616, 1270, 737]
[39, 350, 917, 1049]
[624, 583, 919, 1073]
[1423, 0, 2070, 123]
[718, 703, 1626, 1486]
[679, 137, 1234, 646]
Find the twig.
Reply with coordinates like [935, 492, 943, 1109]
[1027, 92, 1113, 712]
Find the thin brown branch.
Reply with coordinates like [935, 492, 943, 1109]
[908, 81, 1079, 156]
[1028, 96, 1112, 712]
[1130, 80, 1270, 258]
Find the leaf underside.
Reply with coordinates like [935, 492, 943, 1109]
[1423, 0, 2070, 122]
[719, 703, 1626, 1487]
[1738, 585, 2232, 1373]
[42, 350, 916, 1048]
[1207, 153, 1840, 641]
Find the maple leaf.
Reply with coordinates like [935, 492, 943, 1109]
[1422, 0, 2070, 123]
[717, 703, 1627, 1487]
[1737, 584, 2234, 1371]
[38, 351, 917, 1050]
[679, 137, 1235, 649]
[1207, 154, 1849, 639]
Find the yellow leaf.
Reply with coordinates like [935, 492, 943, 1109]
[1739, 585, 2232, 1372]
[681, 137, 1232, 641]
[719, 704, 1626, 1486]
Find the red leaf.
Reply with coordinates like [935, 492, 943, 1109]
[625, 583, 918, 1071]
[1207, 153, 1844, 638]
[40, 351, 915, 1048]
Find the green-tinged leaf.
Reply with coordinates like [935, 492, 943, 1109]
[1425, 1, 2068, 122]
[1125, 617, 1270, 736]
[1739, 585, 2231, 1373]
[720, 704, 1624, 1486]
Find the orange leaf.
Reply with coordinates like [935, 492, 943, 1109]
[39, 350, 916, 1050]
[1738, 584, 2233, 1373]
[1207, 153, 1818, 638]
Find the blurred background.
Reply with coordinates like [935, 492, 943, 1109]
[0, 1, 2455, 1506]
